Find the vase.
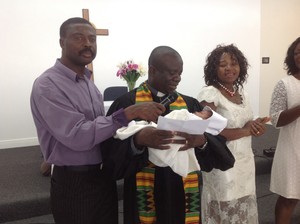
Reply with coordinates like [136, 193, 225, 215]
[126, 81, 136, 91]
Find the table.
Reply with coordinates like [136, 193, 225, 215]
[104, 101, 113, 114]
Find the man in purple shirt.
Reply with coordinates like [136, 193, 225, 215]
[30, 17, 166, 224]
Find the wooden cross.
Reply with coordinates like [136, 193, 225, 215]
[82, 9, 109, 80]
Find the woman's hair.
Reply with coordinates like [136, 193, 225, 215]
[284, 37, 300, 75]
[203, 44, 249, 88]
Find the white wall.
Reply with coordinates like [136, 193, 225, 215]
[260, 0, 300, 116]
[0, 0, 261, 149]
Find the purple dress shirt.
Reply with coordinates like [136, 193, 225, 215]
[30, 59, 129, 166]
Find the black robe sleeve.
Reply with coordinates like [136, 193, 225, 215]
[101, 91, 149, 180]
[174, 95, 235, 172]
[101, 92, 235, 180]
[195, 133, 235, 172]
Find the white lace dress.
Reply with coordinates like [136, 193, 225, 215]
[270, 76, 300, 199]
[197, 86, 258, 224]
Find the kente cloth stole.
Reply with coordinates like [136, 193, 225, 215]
[135, 82, 201, 224]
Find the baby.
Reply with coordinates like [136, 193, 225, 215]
[157, 106, 226, 135]
[114, 107, 228, 176]
[195, 110, 212, 120]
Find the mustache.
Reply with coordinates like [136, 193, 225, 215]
[79, 48, 94, 56]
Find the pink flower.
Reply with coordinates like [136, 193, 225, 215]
[128, 63, 138, 71]
[116, 60, 146, 82]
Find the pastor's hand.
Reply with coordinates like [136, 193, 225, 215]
[174, 131, 207, 151]
[133, 127, 176, 150]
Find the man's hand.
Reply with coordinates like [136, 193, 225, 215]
[134, 127, 178, 150]
[174, 131, 207, 151]
[124, 102, 165, 122]
[134, 128, 207, 151]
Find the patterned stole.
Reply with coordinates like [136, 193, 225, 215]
[135, 82, 201, 224]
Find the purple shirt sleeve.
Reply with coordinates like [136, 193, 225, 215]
[30, 60, 129, 166]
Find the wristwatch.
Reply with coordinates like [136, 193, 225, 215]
[196, 136, 208, 151]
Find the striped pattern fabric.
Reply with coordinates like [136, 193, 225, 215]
[136, 164, 156, 224]
[134, 82, 201, 224]
[183, 171, 201, 224]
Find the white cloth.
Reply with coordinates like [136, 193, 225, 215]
[201, 106, 228, 135]
[114, 108, 227, 177]
[270, 76, 300, 199]
[197, 86, 258, 224]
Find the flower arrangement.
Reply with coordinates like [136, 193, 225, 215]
[116, 60, 146, 91]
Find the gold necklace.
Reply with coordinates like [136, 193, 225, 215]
[217, 81, 236, 97]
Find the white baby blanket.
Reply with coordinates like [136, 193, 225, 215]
[114, 108, 227, 177]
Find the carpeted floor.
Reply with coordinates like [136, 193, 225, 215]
[1, 124, 300, 223]
[0, 146, 51, 223]
[252, 124, 300, 223]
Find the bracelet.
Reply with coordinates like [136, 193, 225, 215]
[196, 137, 208, 151]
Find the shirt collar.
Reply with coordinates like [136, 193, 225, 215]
[55, 59, 92, 82]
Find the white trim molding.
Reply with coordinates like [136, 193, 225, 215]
[0, 138, 39, 149]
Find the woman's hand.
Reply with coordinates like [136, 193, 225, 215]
[251, 117, 270, 137]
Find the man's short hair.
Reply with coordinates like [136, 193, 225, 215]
[60, 17, 94, 38]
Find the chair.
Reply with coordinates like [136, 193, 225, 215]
[103, 86, 128, 101]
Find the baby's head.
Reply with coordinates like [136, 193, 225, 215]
[194, 110, 212, 119]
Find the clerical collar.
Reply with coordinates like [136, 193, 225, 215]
[146, 81, 166, 97]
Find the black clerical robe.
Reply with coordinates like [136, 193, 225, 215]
[101, 90, 234, 224]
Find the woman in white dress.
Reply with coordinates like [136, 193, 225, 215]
[197, 44, 269, 223]
[270, 37, 300, 224]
